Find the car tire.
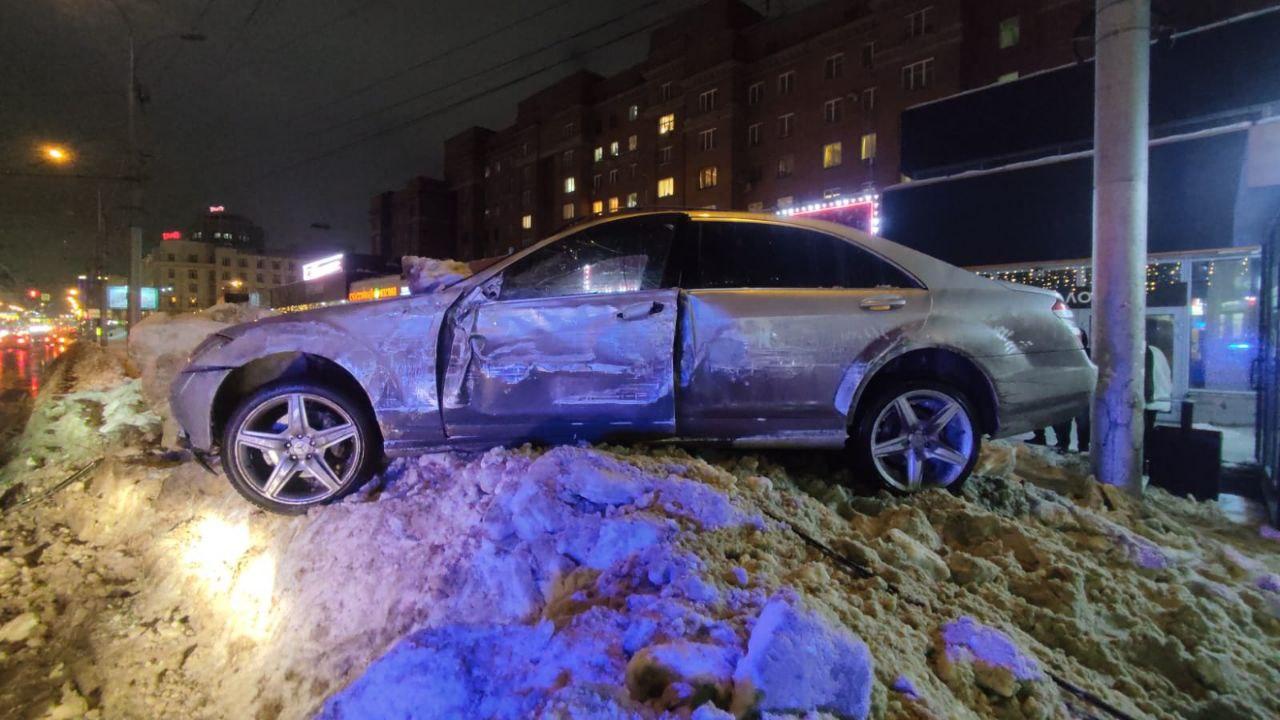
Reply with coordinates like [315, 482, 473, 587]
[220, 380, 380, 514]
[852, 380, 981, 493]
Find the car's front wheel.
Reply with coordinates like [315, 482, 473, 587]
[853, 380, 980, 493]
[220, 380, 380, 514]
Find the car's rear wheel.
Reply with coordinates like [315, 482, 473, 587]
[853, 380, 980, 493]
[220, 380, 379, 514]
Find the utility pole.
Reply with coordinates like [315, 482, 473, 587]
[126, 31, 144, 331]
[1091, 0, 1150, 496]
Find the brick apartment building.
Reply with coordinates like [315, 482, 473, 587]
[372, 0, 1274, 261]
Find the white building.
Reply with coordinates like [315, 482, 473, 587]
[143, 239, 303, 311]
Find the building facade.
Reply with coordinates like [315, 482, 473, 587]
[143, 238, 303, 311]
[377, 0, 1273, 261]
[184, 206, 266, 253]
[369, 177, 455, 263]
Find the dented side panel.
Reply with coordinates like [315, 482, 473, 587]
[180, 292, 459, 450]
[441, 289, 680, 442]
[677, 288, 932, 442]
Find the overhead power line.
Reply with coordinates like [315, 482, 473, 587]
[251, 7, 686, 181]
[298, 0, 579, 120]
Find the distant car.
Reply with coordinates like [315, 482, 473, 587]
[171, 211, 1096, 513]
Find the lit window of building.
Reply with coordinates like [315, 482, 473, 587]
[999, 16, 1020, 48]
[628, 104, 640, 120]
[594, 146, 604, 162]
[608, 196, 620, 212]
[902, 58, 935, 91]
[823, 141, 843, 168]
[562, 202, 575, 220]
[592, 200, 604, 215]
[778, 70, 796, 95]
[698, 166, 718, 189]
[658, 113, 676, 135]
[628, 134, 638, 151]
[521, 214, 533, 230]
[657, 177, 675, 198]
[860, 132, 878, 161]
[824, 53, 844, 80]
[698, 127, 717, 151]
[824, 97, 842, 124]
[610, 140, 620, 156]
[564, 176, 576, 193]
[823, 187, 842, 199]
[778, 113, 795, 138]
[626, 192, 638, 208]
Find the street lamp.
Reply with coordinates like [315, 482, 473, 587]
[101, 0, 206, 331]
[41, 144, 73, 165]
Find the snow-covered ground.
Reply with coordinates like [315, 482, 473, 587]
[1, 313, 1278, 720]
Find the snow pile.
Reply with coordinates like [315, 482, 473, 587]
[401, 256, 471, 294]
[128, 302, 276, 406]
[2, 351, 1279, 720]
[0, 344, 158, 496]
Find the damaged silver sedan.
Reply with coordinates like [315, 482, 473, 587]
[170, 211, 1095, 513]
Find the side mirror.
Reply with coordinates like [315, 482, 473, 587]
[480, 276, 502, 301]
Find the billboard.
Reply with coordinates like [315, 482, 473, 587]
[107, 286, 159, 310]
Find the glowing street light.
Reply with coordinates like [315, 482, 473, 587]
[41, 144, 73, 165]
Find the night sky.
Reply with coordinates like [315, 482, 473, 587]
[0, 0, 787, 291]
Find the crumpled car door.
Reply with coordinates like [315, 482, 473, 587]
[442, 287, 680, 443]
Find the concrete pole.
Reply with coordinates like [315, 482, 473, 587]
[126, 34, 144, 331]
[1091, 0, 1150, 496]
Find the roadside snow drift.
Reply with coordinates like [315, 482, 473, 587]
[1, 321, 1278, 719]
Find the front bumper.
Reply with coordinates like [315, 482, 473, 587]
[169, 368, 233, 452]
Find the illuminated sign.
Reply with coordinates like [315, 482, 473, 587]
[106, 286, 159, 310]
[162, 230, 182, 241]
[209, 205, 225, 213]
[776, 192, 881, 235]
[348, 285, 405, 302]
[302, 253, 344, 281]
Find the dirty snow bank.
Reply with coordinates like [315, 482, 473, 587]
[128, 302, 275, 403]
[2, 339, 1279, 719]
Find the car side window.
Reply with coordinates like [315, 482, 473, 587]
[499, 216, 678, 301]
[688, 221, 918, 289]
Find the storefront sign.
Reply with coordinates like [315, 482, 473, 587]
[1063, 282, 1187, 309]
[302, 253, 344, 281]
[348, 285, 404, 302]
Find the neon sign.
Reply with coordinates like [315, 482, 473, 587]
[162, 230, 182, 241]
[209, 205, 225, 213]
[302, 253, 344, 281]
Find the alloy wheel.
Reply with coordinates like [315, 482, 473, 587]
[231, 392, 363, 506]
[869, 389, 974, 491]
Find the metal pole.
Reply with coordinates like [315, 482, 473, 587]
[96, 186, 108, 346]
[1091, 0, 1150, 496]
[126, 34, 143, 331]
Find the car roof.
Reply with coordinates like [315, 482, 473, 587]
[481, 209, 993, 293]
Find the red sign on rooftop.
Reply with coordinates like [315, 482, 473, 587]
[162, 230, 182, 241]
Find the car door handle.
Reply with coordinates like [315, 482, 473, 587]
[617, 301, 664, 321]
[860, 296, 907, 311]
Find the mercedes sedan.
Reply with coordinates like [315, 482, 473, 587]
[171, 211, 1095, 513]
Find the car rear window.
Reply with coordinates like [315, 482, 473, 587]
[685, 221, 919, 290]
